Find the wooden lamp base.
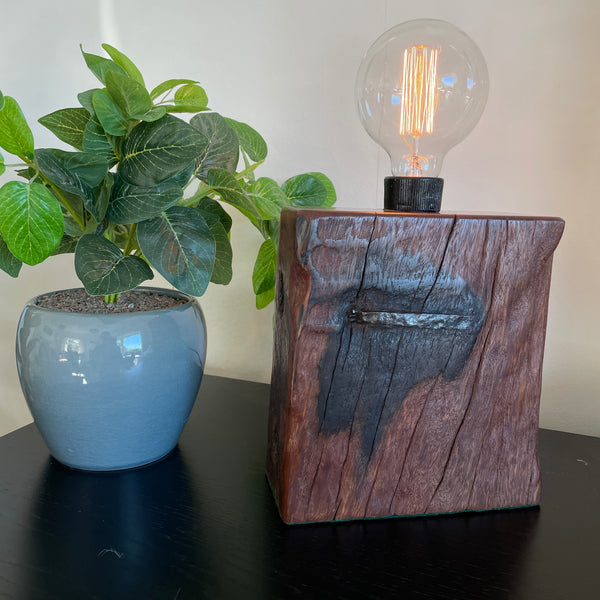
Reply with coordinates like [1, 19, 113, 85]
[266, 208, 564, 524]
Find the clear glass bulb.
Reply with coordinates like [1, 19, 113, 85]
[356, 19, 489, 178]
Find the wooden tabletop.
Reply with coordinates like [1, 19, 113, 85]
[0, 375, 598, 599]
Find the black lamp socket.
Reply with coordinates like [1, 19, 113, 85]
[383, 177, 444, 212]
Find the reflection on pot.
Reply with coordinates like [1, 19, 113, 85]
[18, 449, 213, 599]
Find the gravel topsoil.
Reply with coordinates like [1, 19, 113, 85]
[36, 289, 188, 314]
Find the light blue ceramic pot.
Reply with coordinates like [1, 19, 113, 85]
[15, 287, 206, 471]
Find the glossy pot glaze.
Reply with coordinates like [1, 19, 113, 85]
[15, 287, 206, 471]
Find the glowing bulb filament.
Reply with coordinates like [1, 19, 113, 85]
[399, 45, 439, 138]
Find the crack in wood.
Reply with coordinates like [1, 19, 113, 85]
[365, 330, 405, 464]
[306, 446, 326, 513]
[527, 454, 539, 505]
[333, 346, 371, 520]
[465, 226, 507, 507]
[355, 216, 377, 305]
[361, 336, 407, 516]
[388, 379, 437, 513]
[421, 216, 457, 312]
[425, 325, 490, 513]
[318, 330, 347, 433]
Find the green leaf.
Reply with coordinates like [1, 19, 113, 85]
[105, 71, 152, 120]
[264, 219, 280, 247]
[50, 189, 87, 238]
[63, 214, 85, 237]
[0, 233, 22, 277]
[92, 172, 114, 223]
[75, 234, 153, 295]
[108, 224, 129, 249]
[35, 149, 109, 221]
[15, 166, 36, 180]
[196, 196, 232, 233]
[250, 177, 289, 219]
[165, 106, 210, 115]
[0, 90, 4, 111]
[282, 173, 328, 207]
[170, 161, 195, 188]
[196, 209, 232, 285]
[149, 79, 198, 101]
[206, 168, 261, 223]
[189, 112, 239, 181]
[306, 171, 336, 207]
[209, 221, 232, 285]
[101, 44, 145, 86]
[137, 205, 215, 296]
[92, 89, 128, 136]
[252, 238, 277, 295]
[78, 89, 99, 116]
[175, 84, 207, 106]
[80, 46, 127, 84]
[51, 234, 78, 256]
[82, 117, 117, 165]
[165, 84, 209, 113]
[224, 118, 267, 162]
[0, 181, 63, 265]
[0, 96, 34, 159]
[0, 151, 4, 176]
[119, 114, 209, 186]
[136, 106, 167, 122]
[35, 148, 108, 189]
[38, 108, 90, 151]
[55, 190, 86, 236]
[255, 285, 275, 310]
[107, 176, 182, 224]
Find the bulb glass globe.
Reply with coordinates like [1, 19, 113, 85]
[356, 19, 489, 178]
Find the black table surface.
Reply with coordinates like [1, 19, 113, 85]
[1, 375, 599, 600]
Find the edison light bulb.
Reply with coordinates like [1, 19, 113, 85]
[356, 19, 489, 211]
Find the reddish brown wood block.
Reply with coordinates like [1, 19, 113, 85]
[267, 208, 564, 524]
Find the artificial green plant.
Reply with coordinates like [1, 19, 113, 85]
[0, 44, 335, 308]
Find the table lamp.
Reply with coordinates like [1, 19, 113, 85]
[266, 19, 564, 525]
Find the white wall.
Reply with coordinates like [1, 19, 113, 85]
[0, 0, 598, 437]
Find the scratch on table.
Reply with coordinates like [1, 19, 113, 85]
[97, 547, 124, 558]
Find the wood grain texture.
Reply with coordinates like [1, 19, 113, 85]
[266, 208, 564, 524]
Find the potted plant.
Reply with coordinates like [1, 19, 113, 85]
[0, 44, 335, 471]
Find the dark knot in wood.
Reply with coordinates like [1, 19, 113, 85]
[317, 243, 485, 460]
